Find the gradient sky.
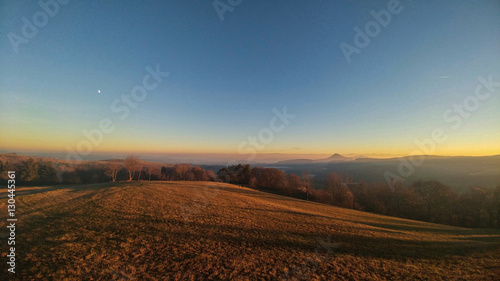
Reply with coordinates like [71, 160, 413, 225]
[1, 0, 499, 158]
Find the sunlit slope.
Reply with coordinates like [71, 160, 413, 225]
[2, 181, 499, 280]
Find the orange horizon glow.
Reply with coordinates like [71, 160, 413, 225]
[1, 125, 498, 159]
[1, 141, 498, 159]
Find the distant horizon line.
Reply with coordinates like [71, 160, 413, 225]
[1, 149, 499, 160]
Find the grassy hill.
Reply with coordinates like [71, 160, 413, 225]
[1, 181, 499, 280]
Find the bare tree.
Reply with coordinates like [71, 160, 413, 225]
[287, 174, 302, 196]
[191, 166, 206, 181]
[302, 172, 313, 201]
[325, 172, 341, 205]
[325, 172, 353, 207]
[0, 160, 7, 180]
[143, 166, 157, 181]
[106, 162, 121, 182]
[174, 164, 191, 181]
[161, 166, 168, 179]
[412, 180, 454, 222]
[206, 170, 217, 181]
[124, 155, 140, 181]
[138, 166, 144, 180]
[20, 158, 40, 183]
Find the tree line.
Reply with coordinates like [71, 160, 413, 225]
[0, 155, 216, 185]
[216, 164, 500, 229]
[0, 158, 59, 185]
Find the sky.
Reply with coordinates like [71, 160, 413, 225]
[1, 0, 499, 160]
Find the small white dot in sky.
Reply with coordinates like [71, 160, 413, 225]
[98, 90, 101, 94]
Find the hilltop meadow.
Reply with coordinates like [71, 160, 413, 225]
[1, 181, 499, 280]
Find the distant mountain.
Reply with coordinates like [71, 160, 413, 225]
[276, 153, 354, 165]
[323, 153, 352, 162]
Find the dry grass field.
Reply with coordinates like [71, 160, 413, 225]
[1, 181, 499, 280]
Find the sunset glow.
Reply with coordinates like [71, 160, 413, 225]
[1, 1, 499, 160]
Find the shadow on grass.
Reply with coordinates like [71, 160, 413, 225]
[0, 181, 121, 199]
[361, 221, 500, 236]
[166, 219, 500, 261]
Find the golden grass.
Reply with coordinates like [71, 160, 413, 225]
[1, 181, 499, 280]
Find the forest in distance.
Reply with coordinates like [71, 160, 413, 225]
[1, 153, 499, 229]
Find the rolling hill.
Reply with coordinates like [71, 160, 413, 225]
[1, 181, 499, 280]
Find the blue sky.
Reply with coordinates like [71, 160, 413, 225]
[1, 0, 499, 157]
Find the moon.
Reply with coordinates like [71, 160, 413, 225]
[97, 90, 101, 94]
